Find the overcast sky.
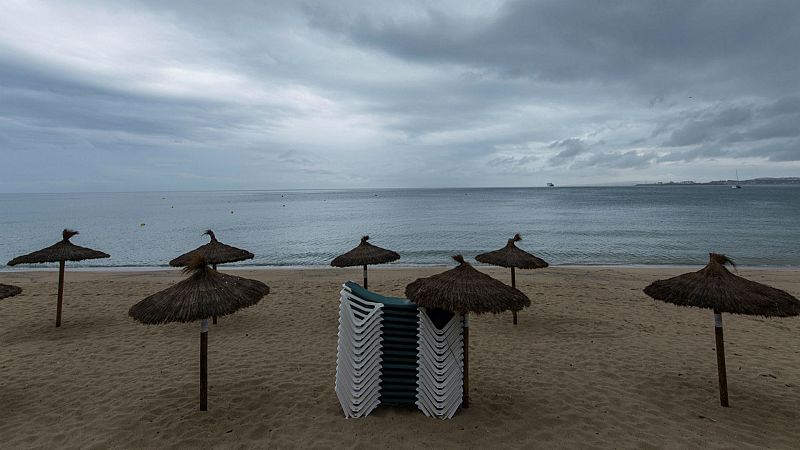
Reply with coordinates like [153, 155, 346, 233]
[1, 0, 799, 192]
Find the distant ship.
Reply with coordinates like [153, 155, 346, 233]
[546, 183, 555, 187]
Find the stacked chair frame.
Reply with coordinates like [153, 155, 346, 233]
[416, 307, 464, 419]
[335, 288, 384, 417]
[335, 282, 464, 419]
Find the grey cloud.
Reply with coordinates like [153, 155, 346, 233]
[663, 105, 753, 147]
[488, 154, 539, 168]
[724, 115, 800, 143]
[298, 167, 338, 175]
[275, 149, 340, 176]
[573, 150, 654, 170]
[658, 96, 799, 161]
[656, 147, 729, 163]
[548, 138, 588, 165]
[663, 122, 712, 147]
[308, 1, 800, 95]
[648, 95, 666, 108]
[744, 140, 800, 162]
[278, 149, 314, 165]
[765, 146, 800, 162]
[0, 51, 290, 143]
[1, 1, 799, 192]
[761, 96, 800, 117]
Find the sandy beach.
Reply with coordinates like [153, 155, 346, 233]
[1, 266, 799, 449]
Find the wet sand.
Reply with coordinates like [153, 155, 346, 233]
[1, 266, 798, 449]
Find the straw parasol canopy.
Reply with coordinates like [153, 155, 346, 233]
[170, 229, 254, 325]
[644, 253, 800, 317]
[475, 233, 548, 270]
[475, 233, 548, 324]
[406, 255, 530, 315]
[169, 230, 254, 268]
[405, 255, 530, 409]
[130, 257, 269, 324]
[643, 253, 800, 407]
[0, 284, 22, 300]
[7, 229, 109, 327]
[331, 235, 400, 289]
[129, 256, 269, 411]
[8, 229, 109, 266]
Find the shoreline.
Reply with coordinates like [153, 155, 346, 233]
[3, 262, 800, 273]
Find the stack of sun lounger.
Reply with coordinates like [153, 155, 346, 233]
[335, 281, 464, 419]
[335, 284, 385, 418]
[415, 307, 465, 419]
[370, 286, 419, 407]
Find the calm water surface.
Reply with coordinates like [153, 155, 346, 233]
[1, 186, 799, 268]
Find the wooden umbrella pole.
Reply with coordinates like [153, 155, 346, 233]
[200, 319, 209, 411]
[713, 309, 729, 407]
[511, 267, 517, 325]
[363, 264, 368, 290]
[463, 313, 470, 408]
[212, 264, 218, 325]
[56, 260, 65, 327]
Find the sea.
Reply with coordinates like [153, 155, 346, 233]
[1, 186, 799, 269]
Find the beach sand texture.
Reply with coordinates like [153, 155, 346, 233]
[1, 267, 799, 449]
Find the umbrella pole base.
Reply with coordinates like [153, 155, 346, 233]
[714, 311, 729, 407]
[511, 268, 517, 325]
[56, 261, 65, 327]
[201, 319, 208, 411]
[463, 314, 469, 409]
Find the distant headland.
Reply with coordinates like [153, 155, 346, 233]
[636, 177, 800, 186]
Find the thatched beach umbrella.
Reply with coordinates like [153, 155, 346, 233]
[331, 235, 400, 289]
[170, 229, 254, 269]
[170, 230, 255, 324]
[129, 256, 269, 411]
[476, 233, 548, 324]
[644, 253, 800, 407]
[405, 255, 530, 408]
[7, 229, 109, 327]
[0, 284, 22, 299]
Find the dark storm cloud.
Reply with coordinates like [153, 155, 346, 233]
[305, 0, 800, 175]
[1, 1, 799, 191]
[662, 105, 753, 147]
[744, 141, 800, 162]
[725, 116, 800, 143]
[653, 95, 800, 163]
[308, 0, 800, 94]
